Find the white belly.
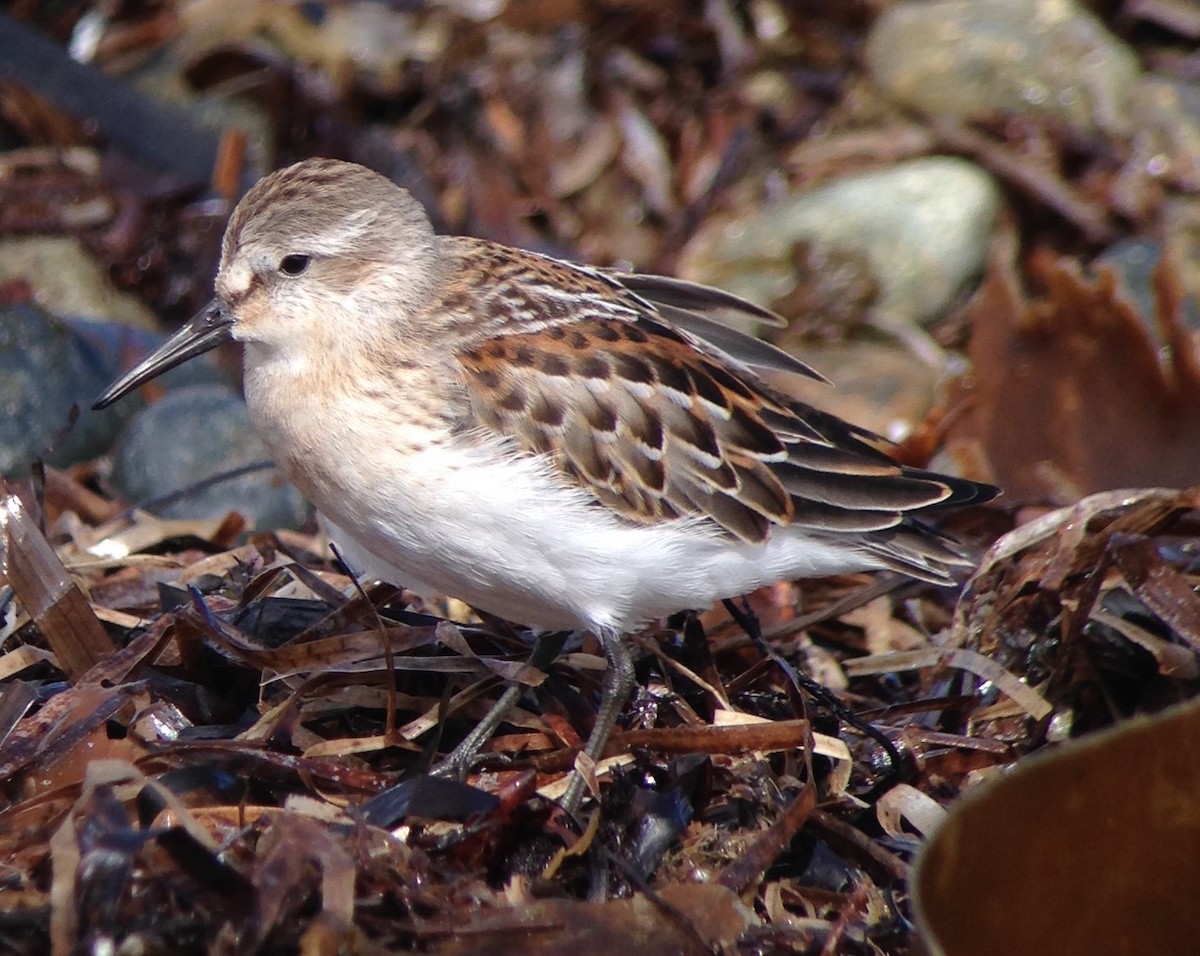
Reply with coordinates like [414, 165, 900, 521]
[308, 432, 879, 637]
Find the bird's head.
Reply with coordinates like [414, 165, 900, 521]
[94, 158, 440, 409]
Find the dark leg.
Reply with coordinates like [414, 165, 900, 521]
[433, 630, 568, 779]
[560, 630, 635, 814]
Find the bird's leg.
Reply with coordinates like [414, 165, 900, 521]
[433, 630, 568, 779]
[560, 630, 636, 815]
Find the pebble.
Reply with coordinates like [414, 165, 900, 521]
[866, 0, 1140, 139]
[0, 303, 218, 476]
[1097, 237, 1200, 334]
[0, 236, 158, 330]
[110, 384, 310, 529]
[679, 157, 1000, 333]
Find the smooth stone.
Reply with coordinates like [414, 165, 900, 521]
[111, 384, 310, 529]
[679, 157, 999, 332]
[0, 304, 221, 475]
[1095, 238, 1165, 326]
[0, 236, 158, 329]
[867, 0, 1139, 139]
[173, 0, 447, 97]
[1093, 239, 1200, 335]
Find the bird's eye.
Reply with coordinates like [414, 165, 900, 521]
[279, 254, 311, 277]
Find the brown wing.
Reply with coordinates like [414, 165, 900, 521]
[449, 241, 995, 558]
[460, 316, 797, 542]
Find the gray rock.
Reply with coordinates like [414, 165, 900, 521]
[867, 0, 1140, 139]
[0, 303, 222, 475]
[679, 157, 999, 332]
[1094, 240, 1169, 330]
[111, 384, 310, 529]
[1099, 205, 1200, 335]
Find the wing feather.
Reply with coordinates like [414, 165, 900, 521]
[447, 241, 997, 577]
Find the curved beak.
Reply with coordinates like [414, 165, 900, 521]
[93, 298, 234, 409]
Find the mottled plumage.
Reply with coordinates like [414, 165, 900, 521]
[449, 242, 986, 559]
[94, 158, 996, 811]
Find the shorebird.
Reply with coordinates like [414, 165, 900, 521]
[95, 158, 995, 812]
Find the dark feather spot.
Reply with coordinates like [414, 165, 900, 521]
[688, 368, 730, 411]
[564, 433, 614, 484]
[729, 408, 787, 457]
[636, 456, 666, 492]
[631, 412, 665, 451]
[674, 414, 721, 459]
[654, 360, 691, 395]
[512, 346, 537, 367]
[546, 326, 567, 340]
[580, 355, 611, 380]
[706, 460, 739, 491]
[704, 361, 756, 401]
[734, 465, 792, 521]
[568, 330, 591, 349]
[475, 368, 501, 390]
[613, 353, 654, 384]
[526, 429, 554, 456]
[593, 324, 622, 342]
[621, 325, 650, 343]
[539, 353, 571, 376]
[585, 402, 619, 433]
[532, 397, 566, 427]
[498, 388, 527, 412]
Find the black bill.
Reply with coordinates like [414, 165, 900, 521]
[92, 299, 234, 409]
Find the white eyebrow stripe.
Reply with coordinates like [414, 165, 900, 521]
[318, 208, 381, 252]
